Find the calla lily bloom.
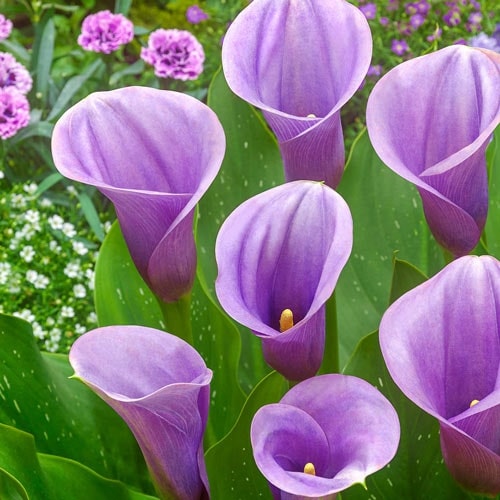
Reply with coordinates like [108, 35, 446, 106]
[251, 374, 400, 499]
[69, 325, 212, 500]
[215, 181, 352, 381]
[379, 256, 500, 495]
[221, 0, 372, 188]
[367, 46, 500, 257]
[52, 86, 225, 302]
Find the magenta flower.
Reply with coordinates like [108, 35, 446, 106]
[215, 181, 352, 381]
[69, 325, 212, 500]
[0, 88, 30, 140]
[380, 256, 500, 495]
[390, 39, 409, 55]
[409, 13, 425, 30]
[186, 5, 209, 24]
[0, 52, 32, 95]
[251, 374, 400, 499]
[52, 86, 225, 302]
[366, 46, 500, 257]
[78, 10, 134, 54]
[0, 14, 13, 41]
[141, 29, 205, 81]
[221, 0, 372, 188]
[443, 8, 461, 27]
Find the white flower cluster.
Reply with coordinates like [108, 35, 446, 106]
[0, 182, 111, 353]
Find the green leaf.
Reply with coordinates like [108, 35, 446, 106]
[46, 59, 104, 121]
[484, 128, 500, 257]
[35, 172, 64, 196]
[94, 221, 165, 329]
[388, 258, 428, 304]
[77, 189, 106, 241]
[114, 0, 132, 15]
[202, 69, 283, 391]
[205, 371, 288, 500]
[0, 314, 153, 493]
[9, 121, 54, 145]
[0, 424, 158, 500]
[31, 13, 55, 105]
[336, 129, 444, 366]
[109, 59, 146, 87]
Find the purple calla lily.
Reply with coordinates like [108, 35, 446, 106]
[215, 181, 352, 381]
[52, 86, 225, 302]
[221, 0, 372, 188]
[366, 46, 500, 257]
[379, 256, 500, 495]
[251, 374, 400, 499]
[69, 325, 212, 500]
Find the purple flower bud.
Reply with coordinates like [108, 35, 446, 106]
[186, 5, 209, 24]
[0, 14, 13, 42]
[379, 16, 390, 26]
[409, 13, 425, 30]
[141, 29, 205, 81]
[391, 39, 410, 56]
[360, 2, 377, 19]
[0, 52, 33, 95]
[78, 10, 134, 54]
[367, 64, 383, 77]
[443, 9, 461, 27]
[0, 88, 30, 140]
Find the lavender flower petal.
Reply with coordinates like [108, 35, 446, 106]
[69, 325, 212, 500]
[52, 86, 225, 302]
[380, 256, 500, 495]
[78, 10, 134, 54]
[215, 181, 352, 381]
[251, 374, 400, 498]
[367, 46, 500, 257]
[221, 0, 372, 188]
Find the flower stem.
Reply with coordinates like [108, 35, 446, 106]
[157, 293, 193, 346]
[319, 291, 339, 374]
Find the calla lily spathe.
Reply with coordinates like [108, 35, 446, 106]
[367, 46, 500, 257]
[379, 256, 500, 495]
[69, 325, 212, 500]
[215, 181, 352, 381]
[52, 86, 225, 302]
[251, 374, 400, 499]
[221, 0, 372, 188]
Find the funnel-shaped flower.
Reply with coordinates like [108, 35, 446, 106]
[69, 325, 212, 500]
[52, 86, 225, 302]
[367, 46, 500, 257]
[379, 256, 500, 495]
[221, 0, 372, 188]
[215, 181, 352, 381]
[251, 374, 400, 499]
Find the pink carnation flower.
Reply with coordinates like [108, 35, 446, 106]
[0, 52, 32, 95]
[141, 29, 205, 81]
[0, 88, 30, 140]
[0, 14, 13, 42]
[78, 10, 134, 54]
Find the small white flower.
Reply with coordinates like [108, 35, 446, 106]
[75, 323, 87, 335]
[40, 197, 52, 208]
[50, 327, 62, 341]
[85, 268, 95, 290]
[64, 261, 81, 279]
[23, 182, 38, 195]
[32, 322, 47, 339]
[87, 311, 98, 324]
[73, 284, 86, 298]
[66, 185, 77, 196]
[10, 194, 27, 209]
[72, 240, 88, 255]
[48, 215, 64, 230]
[49, 240, 61, 253]
[13, 309, 35, 322]
[33, 274, 49, 289]
[104, 221, 112, 233]
[0, 170, 4, 179]
[60, 306, 75, 318]
[0, 262, 11, 285]
[62, 222, 77, 238]
[26, 269, 38, 283]
[20, 245, 35, 262]
[46, 317, 55, 327]
[24, 210, 40, 224]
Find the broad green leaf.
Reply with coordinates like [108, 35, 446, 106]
[94, 221, 165, 329]
[202, 69, 283, 391]
[205, 371, 288, 500]
[336, 129, 444, 366]
[114, 0, 132, 15]
[35, 172, 63, 196]
[484, 128, 500, 258]
[9, 121, 54, 145]
[388, 258, 427, 304]
[0, 424, 158, 500]
[342, 331, 473, 500]
[95, 222, 245, 444]
[0, 314, 153, 493]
